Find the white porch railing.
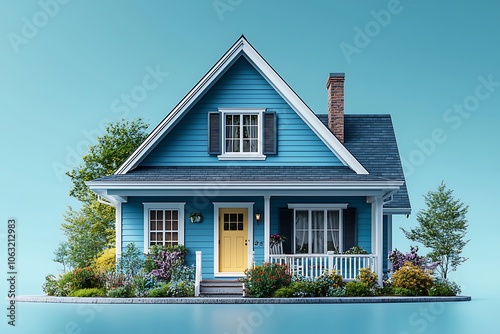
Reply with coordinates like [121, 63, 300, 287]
[269, 252, 377, 280]
[195, 251, 202, 297]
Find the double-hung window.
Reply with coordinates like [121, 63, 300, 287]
[143, 203, 185, 252]
[218, 109, 266, 160]
[289, 204, 348, 254]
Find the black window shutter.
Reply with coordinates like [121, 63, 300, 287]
[343, 208, 357, 252]
[278, 207, 293, 254]
[263, 112, 277, 155]
[208, 112, 221, 155]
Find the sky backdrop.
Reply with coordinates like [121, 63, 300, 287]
[1, 0, 499, 301]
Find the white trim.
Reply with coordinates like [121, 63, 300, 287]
[142, 202, 186, 254]
[371, 196, 384, 286]
[116, 203, 122, 260]
[288, 203, 348, 209]
[217, 154, 266, 161]
[218, 108, 266, 160]
[114, 36, 368, 175]
[386, 214, 393, 272]
[263, 196, 271, 262]
[213, 202, 254, 277]
[290, 204, 347, 254]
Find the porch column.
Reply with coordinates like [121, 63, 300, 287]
[371, 196, 384, 286]
[264, 195, 271, 262]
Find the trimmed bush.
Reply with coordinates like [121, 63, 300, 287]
[392, 261, 433, 296]
[72, 267, 102, 290]
[345, 281, 372, 297]
[69, 288, 105, 297]
[393, 287, 419, 296]
[106, 286, 134, 298]
[274, 287, 295, 298]
[148, 283, 172, 297]
[315, 270, 344, 297]
[357, 268, 378, 290]
[327, 286, 346, 297]
[428, 279, 461, 296]
[240, 262, 292, 298]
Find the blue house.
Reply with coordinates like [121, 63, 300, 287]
[87, 36, 410, 289]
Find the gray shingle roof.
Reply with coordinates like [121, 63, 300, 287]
[93, 114, 410, 211]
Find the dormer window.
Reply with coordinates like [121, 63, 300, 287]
[208, 108, 277, 160]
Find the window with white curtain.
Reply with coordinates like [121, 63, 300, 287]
[292, 206, 344, 254]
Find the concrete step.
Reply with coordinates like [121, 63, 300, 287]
[199, 280, 243, 296]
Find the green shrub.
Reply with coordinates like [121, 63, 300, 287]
[428, 279, 461, 296]
[380, 285, 394, 295]
[106, 286, 134, 298]
[72, 267, 102, 290]
[42, 275, 59, 296]
[290, 281, 316, 297]
[392, 261, 433, 296]
[345, 281, 372, 297]
[393, 287, 419, 296]
[315, 270, 344, 297]
[327, 286, 346, 297]
[357, 268, 378, 290]
[274, 287, 295, 298]
[240, 263, 292, 298]
[69, 288, 105, 297]
[117, 243, 144, 280]
[169, 281, 194, 297]
[133, 272, 157, 297]
[42, 272, 74, 297]
[147, 283, 172, 297]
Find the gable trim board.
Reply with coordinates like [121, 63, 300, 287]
[114, 36, 368, 175]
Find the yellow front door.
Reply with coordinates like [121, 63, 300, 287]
[219, 208, 248, 273]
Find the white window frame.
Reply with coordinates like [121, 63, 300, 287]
[143, 202, 185, 253]
[288, 203, 348, 254]
[218, 108, 266, 160]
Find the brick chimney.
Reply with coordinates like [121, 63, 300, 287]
[326, 73, 345, 143]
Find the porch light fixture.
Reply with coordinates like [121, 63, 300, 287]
[255, 211, 261, 223]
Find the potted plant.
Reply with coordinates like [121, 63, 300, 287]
[270, 234, 286, 246]
[189, 212, 203, 223]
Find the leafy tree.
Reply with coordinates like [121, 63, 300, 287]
[401, 182, 469, 279]
[61, 202, 114, 268]
[53, 242, 71, 273]
[60, 118, 149, 268]
[67, 118, 149, 204]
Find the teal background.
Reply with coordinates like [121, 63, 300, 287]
[1, 0, 499, 333]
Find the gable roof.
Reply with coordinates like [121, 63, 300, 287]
[115, 35, 368, 175]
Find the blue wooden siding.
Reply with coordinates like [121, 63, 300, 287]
[140, 56, 342, 167]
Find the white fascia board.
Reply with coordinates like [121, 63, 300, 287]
[114, 36, 368, 175]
